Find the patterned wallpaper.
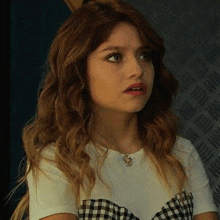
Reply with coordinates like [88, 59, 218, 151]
[124, 0, 220, 214]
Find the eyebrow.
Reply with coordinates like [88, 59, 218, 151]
[100, 45, 151, 53]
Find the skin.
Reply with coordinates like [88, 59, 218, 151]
[87, 22, 155, 154]
[193, 212, 219, 220]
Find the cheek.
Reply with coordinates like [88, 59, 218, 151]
[87, 65, 115, 99]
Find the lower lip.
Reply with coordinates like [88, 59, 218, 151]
[124, 90, 146, 96]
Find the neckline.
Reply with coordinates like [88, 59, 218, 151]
[88, 140, 145, 159]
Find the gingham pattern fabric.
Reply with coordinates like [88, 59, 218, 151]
[78, 191, 193, 220]
[78, 199, 140, 219]
[152, 191, 193, 219]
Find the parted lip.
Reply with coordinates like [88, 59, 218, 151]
[124, 82, 147, 92]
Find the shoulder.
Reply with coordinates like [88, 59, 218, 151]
[32, 142, 57, 170]
[27, 143, 79, 220]
[39, 142, 57, 159]
[29, 142, 69, 181]
[172, 136, 195, 155]
[171, 136, 198, 170]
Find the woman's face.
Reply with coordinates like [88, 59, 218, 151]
[87, 22, 155, 114]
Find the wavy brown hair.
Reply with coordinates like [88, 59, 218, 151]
[9, 1, 188, 219]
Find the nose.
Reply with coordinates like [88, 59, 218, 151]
[126, 56, 144, 78]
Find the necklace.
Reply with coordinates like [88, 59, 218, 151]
[95, 143, 133, 167]
[93, 131, 135, 167]
[122, 154, 133, 167]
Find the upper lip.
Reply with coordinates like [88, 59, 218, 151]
[124, 82, 147, 92]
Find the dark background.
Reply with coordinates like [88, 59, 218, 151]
[2, 0, 220, 219]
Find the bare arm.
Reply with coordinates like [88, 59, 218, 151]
[40, 213, 79, 220]
[193, 212, 219, 220]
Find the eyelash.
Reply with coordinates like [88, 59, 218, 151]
[106, 51, 153, 63]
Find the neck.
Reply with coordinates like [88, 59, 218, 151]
[90, 110, 142, 154]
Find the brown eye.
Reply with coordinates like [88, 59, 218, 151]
[107, 53, 122, 62]
[107, 51, 153, 63]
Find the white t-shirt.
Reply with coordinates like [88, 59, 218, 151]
[27, 136, 218, 220]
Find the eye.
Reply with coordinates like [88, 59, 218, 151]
[106, 51, 153, 63]
[139, 51, 153, 61]
[107, 53, 122, 62]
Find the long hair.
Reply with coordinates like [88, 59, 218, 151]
[9, 1, 188, 219]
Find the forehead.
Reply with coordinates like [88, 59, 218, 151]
[108, 22, 141, 40]
[96, 22, 144, 52]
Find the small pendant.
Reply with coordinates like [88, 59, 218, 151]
[122, 154, 133, 167]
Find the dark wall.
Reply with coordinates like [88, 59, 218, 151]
[2, 1, 13, 220]
[7, 0, 220, 219]
[7, 0, 70, 219]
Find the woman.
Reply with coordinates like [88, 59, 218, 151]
[10, 0, 218, 219]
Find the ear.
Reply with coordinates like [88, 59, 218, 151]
[62, 0, 118, 12]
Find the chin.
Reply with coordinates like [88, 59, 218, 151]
[127, 105, 146, 113]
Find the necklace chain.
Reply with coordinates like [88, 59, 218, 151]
[94, 142, 134, 167]
[93, 131, 135, 167]
[93, 137, 133, 167]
